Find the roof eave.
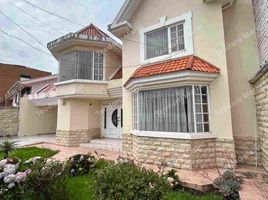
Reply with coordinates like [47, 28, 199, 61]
[125, 71, 220, 92]
[108, 21, 133, 38]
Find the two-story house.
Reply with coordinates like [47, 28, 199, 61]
[108, 0, 260, 170]
[18, 0, 264, 171]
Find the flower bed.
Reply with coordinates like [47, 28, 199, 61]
[0, 152, 239, 200]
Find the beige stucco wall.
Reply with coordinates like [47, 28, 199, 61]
[57, 98, 100, 131]
[18, 97, 57, 136]
[121, 0, 233, 139]
[56, 82, 109, 98]
[223, 0, 260, 138]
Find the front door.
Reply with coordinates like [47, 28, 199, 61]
[101, 103, 122, 139]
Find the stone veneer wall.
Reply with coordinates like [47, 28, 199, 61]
[56, 128, 100, 147]
[123, 133, 236, 170]
[0, 107, 19, 137]
[253, 70, 268, 171]
[234, 136, 262, 166]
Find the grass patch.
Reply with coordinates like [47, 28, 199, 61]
[66, 174, 95, 200]
[168, 191, 223, 200]
[0, 147, 58, 161]
[65, 175, 223, 200]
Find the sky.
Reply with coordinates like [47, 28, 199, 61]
[0, 0, 125, 74]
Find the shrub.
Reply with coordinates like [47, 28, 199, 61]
[68, 154, 96, 176]
[0, 158, 30, 200]
[166, 169, 181, 191]
[22, 159, 68, 200]
[93, 159, 170, 200]
[0, 140, 18, 158]
[214, 170, 240, 200]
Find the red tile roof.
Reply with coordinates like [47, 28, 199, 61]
[76, 23, 109, 39]
[111, 68, 122, 80]
[129, 55, 220, 80]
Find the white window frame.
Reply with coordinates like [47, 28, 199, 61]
[132, 84, 212, 137]
[140, 11, 193, 64]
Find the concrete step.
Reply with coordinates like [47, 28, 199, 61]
[80, 139, 122, 152]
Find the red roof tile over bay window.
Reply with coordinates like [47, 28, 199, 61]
[129, 56, 220, 81]
[111, 68, 122, 80]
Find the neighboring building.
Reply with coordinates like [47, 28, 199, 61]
[0, 63, 51, 106]
[250, 0, 268, 171]
[17, 74, 58, 137]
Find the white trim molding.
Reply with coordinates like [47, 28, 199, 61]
[131, 130, 216, 140]
[139, 11, 194, 64]
[55, 79, 109, 86]
[125, 71, 219, 92]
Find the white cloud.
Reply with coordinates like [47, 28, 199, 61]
[0, 0, 124, 74]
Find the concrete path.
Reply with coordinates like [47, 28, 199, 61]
[0, 134, 56, 147]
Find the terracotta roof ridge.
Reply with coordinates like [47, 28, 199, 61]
[194, 55, 220, 71]
[186, 55, 194, 70]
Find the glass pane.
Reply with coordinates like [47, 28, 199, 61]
[195, 95, 201, 103]
[196, 114, 203, 123]
[203, 104, 208, 113]
[170, 24, 185, 52]
[112, 109, 118, 127]
[195, 104, 202, 113]
[197, 124, 203, 132]
[146, 28, 168, 59]
[203, 114, 209, 122]
[138, 86, 193, 132]
[104, 108, 107, 129]
[202, 95, 208, 103]
[194, 86, 201, 94]
[77, 51, 93, 80]
[204, 124, 210, 132]
[201, 86, 207, 95]
[59, 52, 77, 81]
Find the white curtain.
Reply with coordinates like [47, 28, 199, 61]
[59, 52, 77, 81]
[145, 28, 168, 59]
[77, 51, 93, 80]
[139, 86, 194, 132]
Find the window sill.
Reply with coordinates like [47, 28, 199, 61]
[130, 130, 216, 140]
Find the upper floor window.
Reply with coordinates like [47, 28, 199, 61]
[140, 12, 193, 63]
[145, 23, 185, 59]
[59, 51, 104, 82]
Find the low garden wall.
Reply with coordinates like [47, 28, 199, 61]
[0, 107, 19, 137]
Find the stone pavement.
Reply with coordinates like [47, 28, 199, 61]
[0, 134, 56, 146]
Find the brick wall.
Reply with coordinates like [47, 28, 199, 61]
[0, 63, 51, 106]
[0, 107, 19, 137]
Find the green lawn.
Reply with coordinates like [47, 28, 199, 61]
[0, 147, 58, 161]
[65, 175, 223, 200]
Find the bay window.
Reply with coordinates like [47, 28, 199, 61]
[59, 51, 104, 82]
[133, 85, 210, 133]
[145, 23, 185, 59]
